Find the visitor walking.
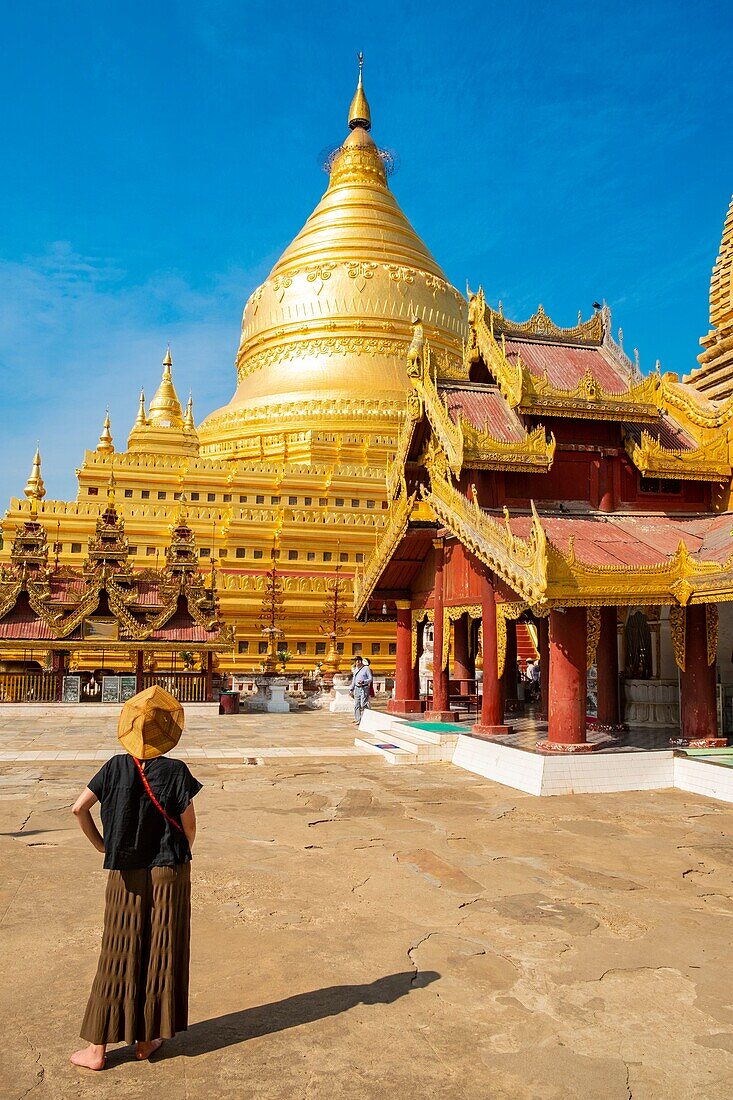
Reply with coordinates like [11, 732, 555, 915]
[70, 685, 202, 1071]
[351, 656, 373, 724]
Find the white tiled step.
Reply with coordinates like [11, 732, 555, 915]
[354, 735, 417, 765]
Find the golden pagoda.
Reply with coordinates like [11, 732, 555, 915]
[0, 60, 467, 675]
[685, 195, 733, 398]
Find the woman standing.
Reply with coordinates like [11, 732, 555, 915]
[70, 686, 202, 1070]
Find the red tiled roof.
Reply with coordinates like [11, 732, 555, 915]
[505, 339, 631, 394]
[442, 386, 526, 442]
[0, 595, 54, 640]
[498, 508, 731, 569]
[624, 415, 696, 452]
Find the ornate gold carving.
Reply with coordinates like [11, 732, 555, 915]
[586, 607, 601, 669]
[384, 265, 416, 294]
[490, 301, 604, 345]
[624, 427, 731, 482]
[346, 260, 377, 290]
[461, 417, 556, 472]
[411, 607, 434, 666]
[353, 490, 417, 617]
[441, 604, 482, 671]
[706, 602, 718, 666]
[496, 602, 528, 678]
[236, 334, 409, 384]
[669, 604, 686, 671]
[424, 474, 548, 605]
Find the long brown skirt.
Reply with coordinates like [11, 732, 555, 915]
[80, 863, 191, 1045]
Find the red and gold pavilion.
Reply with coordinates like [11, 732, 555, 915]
[0, 479, 231, 702]
[354, 287, 733, 752]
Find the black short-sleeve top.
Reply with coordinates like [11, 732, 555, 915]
[88, 753, 202, 871]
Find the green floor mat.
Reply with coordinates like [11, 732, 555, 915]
[406, 720, 467, 733]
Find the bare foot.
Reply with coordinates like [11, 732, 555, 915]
[135, 1038, 163, 1060]
[70, 1044, 106, 1070]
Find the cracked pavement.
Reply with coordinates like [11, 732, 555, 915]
[2, 712, 733, 1098]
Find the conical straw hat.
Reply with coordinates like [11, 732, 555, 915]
[117, 685, 185, 760]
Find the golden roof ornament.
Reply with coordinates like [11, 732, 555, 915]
[134, 389, 147, 428]
[184, 392, 195, 430]
[24, 446, 46, 502]
[348, 52, 371, 131]
[96, 408, 114, 454]
[148, 345, 184, 426]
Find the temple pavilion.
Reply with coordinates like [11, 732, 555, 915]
[0, 478, 230, 703]
[354, 271, 733, 751]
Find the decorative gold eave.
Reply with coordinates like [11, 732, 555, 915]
[519, 368, 661, 422]
[423, 474, 548, 605]
[468, 288, 662, 422]
[624, 429, 731, 482]
[460, 417, 556, 473]
[353, 490, 418, 618]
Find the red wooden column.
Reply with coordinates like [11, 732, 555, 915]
[136, 649, 144, 693]
[679, 604, 723, 746]
[205, 651, 214, 703]
[425, 538, 452, 721]
[538, 616, 549, 719]
[473, 567, 512, 738]
[388, 601, 423, 715]
[537, 607, 596, 752]
[596, 607, 622, 729]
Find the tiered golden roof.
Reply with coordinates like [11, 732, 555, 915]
[686, 195, 733, 399]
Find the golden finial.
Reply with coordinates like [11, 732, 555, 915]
[107, 468, 116, 504]
[184, 392, 195, 430]
[348, 51, 371, 131]
[134, 389, 147, 428]
[24, 445, 46, 502]
[176, 490, 189, 522]
[96, 408, 114, 454]
[148, 345, 183, 425]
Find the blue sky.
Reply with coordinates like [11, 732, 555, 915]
[1, 0, 731, 503]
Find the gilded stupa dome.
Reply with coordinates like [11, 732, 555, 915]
[199, 61, 467, 456]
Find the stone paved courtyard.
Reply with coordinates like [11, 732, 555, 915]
[2, 708, 733, 1098]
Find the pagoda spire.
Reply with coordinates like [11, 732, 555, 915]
[24, 445, 46, 502]
[348, 51, 371, 131]
[148, 345, 183, 425]
[134, 389, 147, 428]
[184, 392, 195, 430]
[96, 408, 114, 454]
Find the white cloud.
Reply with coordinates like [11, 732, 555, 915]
[0, 245, 263, 504]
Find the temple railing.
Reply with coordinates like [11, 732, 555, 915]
[0, 671, 57, 703]
[142, 672, 206, 702]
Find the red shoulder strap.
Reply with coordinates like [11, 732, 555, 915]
[132, 756, 185, 834]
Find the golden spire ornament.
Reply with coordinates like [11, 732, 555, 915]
[134, 389, 147, 428]
[24, 445, 46, 502]
[96, 408, 114, 454]
[184, 392, 195, 430]
[148, 345, 183, 425]
[348, 51, 371, 131]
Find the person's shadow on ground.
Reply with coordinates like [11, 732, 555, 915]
[159, 970, 440, 1059]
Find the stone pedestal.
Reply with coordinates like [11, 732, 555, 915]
[329, 674, 354, 713]
[266, 677, 290, 714]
